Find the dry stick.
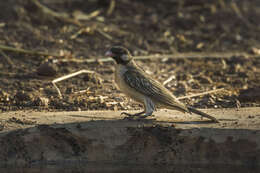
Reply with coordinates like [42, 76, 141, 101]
[0, 44, 60, 57]
[72, 89, 89, 95]
[163, 75, 176, 85]
[96, 29, 113, 40]
[0, 49, 13, 66]
[31, 0, 82, 26]
[178, 88, 225, 100]
[52, 70, 95, 98]
[61, 51, 260, 64]
[230, 2, 259, 30]
[107, 0, 116, 16]
[31, 0, 69, 18]
[133, 52, 259, 60]
[73, 10, 100, 21]
[31, 0, 114, 41]
[0, 43, 258, 63]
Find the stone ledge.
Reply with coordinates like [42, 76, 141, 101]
[0, 108, 260, 168]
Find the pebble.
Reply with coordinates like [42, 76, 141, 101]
[37, 62, 57, 76]
[14, 91, 32, 101]
[34, 96, 49, 107]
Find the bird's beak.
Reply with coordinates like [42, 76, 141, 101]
[105, 50, 113, 57]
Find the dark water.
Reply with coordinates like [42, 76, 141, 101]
[0, 164, 259, 173]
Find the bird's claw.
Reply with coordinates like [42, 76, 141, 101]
[121, 112, 137, 120]
[121, 111, 144, 117]
[123, 116, 155, 121]
[121, 112, 155, 121]
[121, 112, 136, 117]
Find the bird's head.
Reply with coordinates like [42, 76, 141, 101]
[105, 46, 133, 65]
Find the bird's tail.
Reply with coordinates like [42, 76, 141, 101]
[187, 106, 219, 123]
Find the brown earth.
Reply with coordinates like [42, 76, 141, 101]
[0, 0, 260, 113]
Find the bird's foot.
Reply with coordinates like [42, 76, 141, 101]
[121, 111, 155, 120]
[121, 112, 141, 117]
[121, 111, 144, 120]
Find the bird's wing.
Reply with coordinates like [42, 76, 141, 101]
[123, 67, 189, 112]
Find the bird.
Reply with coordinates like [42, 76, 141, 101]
[105, 46, 218, 123]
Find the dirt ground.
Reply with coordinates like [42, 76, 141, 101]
[1, 1, 260, 170]
[0, 0, 260, 112]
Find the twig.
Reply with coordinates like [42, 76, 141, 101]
[0, 44, 60, 57]
[218, 0, 226, 8]
[0, 49, 13, 66]
[31, 0, 68, 18]
[230, 2, 256, 30]
[107, 0, 116, 16]
[70, 27, 113, 40]
[131, 52, 259, 60]
[96, 29, 113, 40]
[60, 57, 114, 63]
[178, 88, 225, 100]
[72, 89, 91, 95]
[3, 42, 256, 64]
[52, 70, 95, 98]
[163, 75, 176, 85]
[73, 10, 100, 21]
[59, 51, 260, 64]
[31, 0, 81, 26]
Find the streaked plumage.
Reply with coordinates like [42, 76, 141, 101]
[123, 62, 189, 113]
[105, 46, 218, 122]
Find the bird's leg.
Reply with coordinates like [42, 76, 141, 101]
[137, 98, 155, 119]
[122, 98, 156, 120]
[122, 111, 146, 120]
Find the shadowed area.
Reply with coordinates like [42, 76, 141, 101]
[0, 108, 260, 172]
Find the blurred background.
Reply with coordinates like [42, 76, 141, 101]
[0, 0, 260, 112]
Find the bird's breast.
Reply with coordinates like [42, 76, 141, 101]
[115, 64, 145, 103]
[115, 64, 127, 89]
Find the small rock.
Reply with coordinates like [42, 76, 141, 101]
[14, 91, 32, 101]
[248, 115, 255, 119]
[238, 87, 260, 102]
[190, 81, 200, 89]
[76, 123, 82, 129]
[34, 96, 49, 107]
[83, 74, 90, 81]
[37, 62, 57, 76]
[65, 87, 74, 94]
[251, 47, 260, 55]
[43, 87, 57, 95]
[194, 76, 212, 84]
